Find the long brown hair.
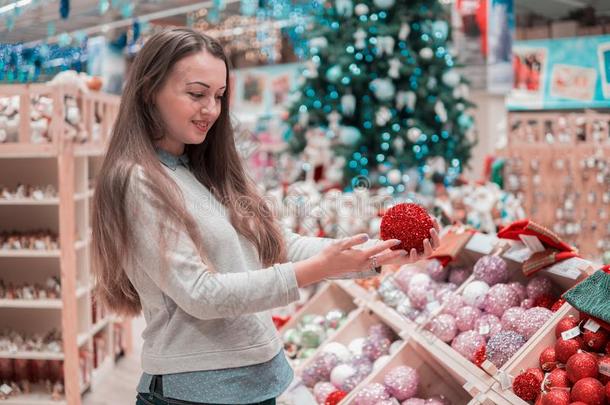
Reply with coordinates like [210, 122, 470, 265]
[92, 28, 287, 316]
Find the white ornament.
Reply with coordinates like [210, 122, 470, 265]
[399, 22, 411, 41]
[427, 77, 437, 89]
[370, 78, 395, 101]
[377, 36, 395, 56]
[456, 102, 465, 111]
[348, 337, 366, 355]
[355, 3, 369, 15]
[462, 281, 490, 309]
[328, 110, 341, 133]
[322, 342, 352, 363]
[330, 364, 356, 388]
[392, 136, 405, 153]
[442, 70, 460, 87]
[305, 61, 318, 78]
[354, 28, 367, 49]
[341, 93, 356, 116]
[387, 169, 402, 184]
[373, 0, 395, 9]
[395, 91, 416, 110]
[388, 58, 401, 79]
[309, 36, 328, 50]
[434, 101, 447, 123]
[298, 110, 310, 127]
[335, 0, 354, 17]
[419, 47, 433, 60]
[407, 127, 422, 143]
[389, 339, 403, 355]
[375, 106, 392, 127]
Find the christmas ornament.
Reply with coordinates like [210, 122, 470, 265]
[434, 101, 447, 123]
[486, 331, 526, 367]
[419, 47, 433, 60]
[387, 169, 402, 185]
[398, 23, 411, 41]
[566, 352, 599, 383]
[407, 127, 422, 143]
[427, 314, 458, 342]
[551, 298, 566, 312]
[380, 203, 434, 253]
[362, 336, 391, 361]
[526, 276, 553, 300]
[376, 106, 392, 126]
[354, 3, 369, 16]
[583, 328, 609, 352]
[475, 314, 502, 340]
[388, 58, 401, 79]
[484, 284, 520, 317]
[513, 370, 542, 401]
[384, 365, 419, 400]
[340, 126, 362, 145]
[335, 0, 354, 17]
[369, 323, 396, 341]
[451, 331, 486, 362]
[449, 267, 471, 285]
[441, 70, 460, 87]
[354, 28, 367, 49]
[310, 37, 329, 50]
[330, 364, 357, 388]
[521, 298, 535, 309]
[502, 307, 526, 332]
[325, 390, 347, 405]
[555, 316, 580, 338]
[301, 324, 326, 348]
[462, 281, 490, 309]
[473, 256, 509, 286]
[302, 352, 340, 387]
[509, 282, 527, 301]
[539, 346, 558, 371]
[540, 389, 570, 405]
[341, 94, 356, 117]
[370, 78, 396, 101]
[455, 306, 481, 332]
[517, 307, 553, 339]
[570, 377, 605, 405]
[349, 338, 366, 356]
[325, 310, 347, 329]
[353, 382, 390, 405]
[441, 292, 465, 317]
[378, 276, 408, 307]
[555, 336, 584, 363]
[314, 381, 337, 404]
[544, 368, 570, 389]
[326, 65, 343, 83]
[377, 36, 395, 56]
[533, 294, 556, 309]
[373, 0, 395, 9]
[322, 342, 352, 363]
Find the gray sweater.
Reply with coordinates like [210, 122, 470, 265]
[124, 162, 337, 374]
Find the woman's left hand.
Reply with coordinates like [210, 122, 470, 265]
[382, 217, 442, 266]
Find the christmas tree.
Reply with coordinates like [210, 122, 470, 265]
[286, 0, 476, 191]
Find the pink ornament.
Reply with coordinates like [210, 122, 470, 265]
[516, 307, 553, 339]
[409, 273, 432, 290]
[384, 365, 419, 400]
[440, 292, 465, 317]
[377, 400, 400, 405]
[330, 364, 356, 388]
[508, 282, 527, 302]
[526, 276, 553, 300]
[449, 267, 470, 285]
[483, 284, 520, 317]
[501, 307, 526, 332]
[475, 314, 502, 340]
[486, 331, 526, 367]
[302, 352, 339, 387]
[455, 306, 481, 332]
[451, 331, 486, 362]
[369, 323, 396, 341]
[427, 259, 448, 282]
[313, 381, 337, 404]
[342, 372, 368, 392]
[362, 336, 391, 361]
[520, 298, 534, 309]
[353, 382, 390, 405]
[462, 281, 490, 309]
[402, 399, 426, 405]
[426, 314, 458, 343]
[394, 265, 420, 292]
[408, 284, 433, 309]
[435, 283, 457, 302]
[473, 255, 508, 286]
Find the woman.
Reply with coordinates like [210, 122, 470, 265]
[91, 28, 440, 405]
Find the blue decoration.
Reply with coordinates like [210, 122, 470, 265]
[325, 64, 342, 83]
[432, 20, 449, 40]
[58, 33, 72, 47]
[98, 0, 109, 14]
[340, 126, 362, 145]
[59, 0, 69, 19]
[458, 114, 473, 128]
[370, 78, 395, 101]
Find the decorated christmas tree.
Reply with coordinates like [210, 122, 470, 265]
[286, 0, 476, 191]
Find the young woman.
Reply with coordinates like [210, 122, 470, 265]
[91, 28, 440, 405]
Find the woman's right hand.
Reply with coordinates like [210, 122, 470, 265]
[293, 234, 407, 287]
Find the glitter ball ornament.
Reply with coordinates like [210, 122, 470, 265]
[551, 298, 566, 312]
[384, 365, 419, 400]
[473, 255, 508, 285]
[533, 293, 555, 309]
[555, 336, 584, 363]
[540, 389, 570, 405]
[314, 382, 337, 404]
[396, 298, 420, 321]
[566, 352, 599, 383]
[394, 265, 420, 292]
[427, 259, 448, 282]
[513, 370, 543, 401]
[526, 276, 553, 300]
[369, 323, 396, 341]
[509, 282, 527, 302]
[486, 331, 526, 367]
[302, 352, 340, 387]
[520, 298, 534, 309]
[376, 401, 400, 405]
[349, 338, 366, 356]
[582, 328, 609, 352]
[326, 309, 347, 329]
[441, 292, 465, 317]
[350, 354, 373, 375]
[362, 336, 391, 361]
[473, 345, 487, 366]
[555, 316, 579, 338]
[342, 371, 368, 392]
[330, 364, 357, 388]
[539, 346, 558, 371]
[455, 306, 481, 332]
[283, 328, 301, 345]
[322, 342, 352, 363]
[426, 314, 458, 342]
[570, 377, 605, 405]
[544, 368, 570, 390]
[449, 267, 470, 285]
[462, 281, 490, 309]
[325, 390, 347, 405]
[402, 399, 426, 405]
[483, 284, 521, 317]
[435, 283, 457, 302]
[517, 307, 554, 339]
[501, 307, 526, 332]
[475, 314, 502, 340]
[379, 277, 409, 308]
[451, 331, 486, 362]
[380, 203, 434, 253]
[408, 284, 433, 309]
[353, 382, 390, 405]
[301, 324, 326, 348]
[409, 273, 432, 290]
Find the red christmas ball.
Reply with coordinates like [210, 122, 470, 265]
[541, 389, 570, 405]
[545, 368, 570, 390]
[555, 337, 584, 364]
[473, 345, 486, 367]
[540, 346, 558, 372]
[380, 203, 434, 253]
[606, 381, 610, 402]
[555, 316, 579, 338]
[570, 402, 589, 405]
[566, 352, 599, 383]
[534, 294, 556, 309]
[570, 377, 605, 405]
[325, 390, 347, 405]
[513, 370, 543, 401]
[551, 298, 566, 312]
[582, 329, 609, 353]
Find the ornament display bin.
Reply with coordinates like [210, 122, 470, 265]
[0, 84, 129, 405]
[489, 305, 578, 405]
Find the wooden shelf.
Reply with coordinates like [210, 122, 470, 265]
[0, 249, 60, 258]
[0, 298, 62, 309]
[0, 144, 57, 159]
[0, 198, 59, 206]
[0, 393, 66, 405]
[0, 350, 64, 360]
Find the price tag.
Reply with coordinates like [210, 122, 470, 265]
[0, 384, 12, 396]
[426, 301, 441, 312]
[498, 371, 512, 390]
[561, 326, 581, 340]
[584, 319, 601, 333]
[600, 362, 610, 377]
[519, 235, 546, 253]
[545, 257, 589, 280]
[479, 324, 490, 335]
[465, 233, 500, 255]
[503, 241, 533, 263]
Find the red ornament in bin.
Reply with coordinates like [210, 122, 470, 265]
[545, 368, 570, 390]
[582, 328, 609, 352]
[540, 389, 570, 405]
[539, 346, 557, 371]
[555, 316, 579, 338]
[324, 390, 347, 405]
[513, 370, 542, 401]
[555, 337, 584, 364]
[571, 377, 605, 405]
[380, 203, 434, 253]
[566, 352, 598, 383]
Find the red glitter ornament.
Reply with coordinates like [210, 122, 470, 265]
[541, 389, 570, 405]
[534, 294, 556, 309]
[545, 368, 570, 390]
[325, 390, 347, 405]
[473, 345, 486, 367]
[555, 316, 579, 338]
[540, 346, 558, 372]
[566, 352, 599, 383]
[380, 203, 434, 253]
[527, 367, 545, 382]
[570, 402, 589, 405]
[582, 329, 609, 353]
[555, 337, 584, 364]
[570, 377, 605, 405]
[606, 381, 610, 402]
[513, 370, 543, 401]
[551, 298, 566, 312]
